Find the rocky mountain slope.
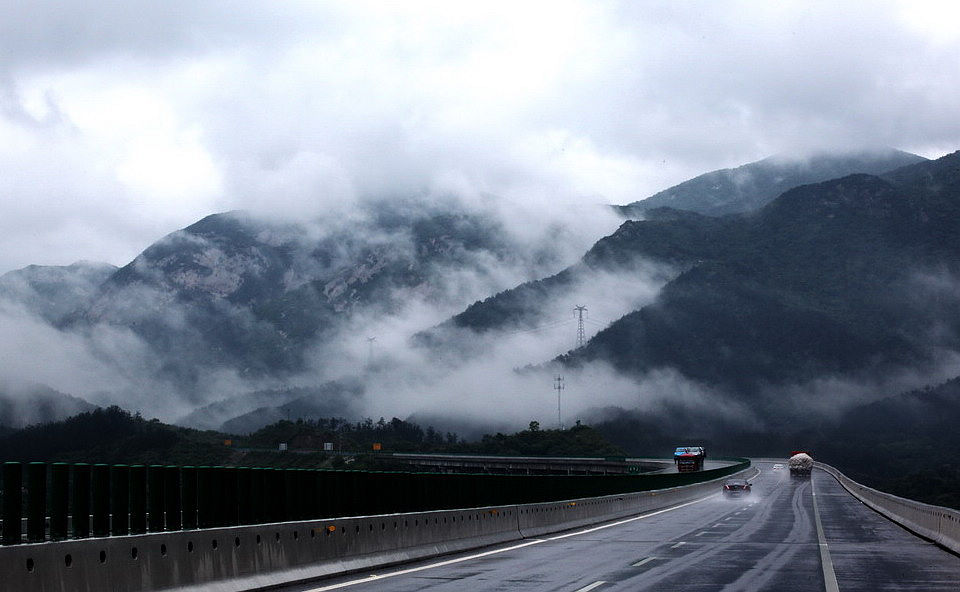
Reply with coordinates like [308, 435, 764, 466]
[616, 148, 925, 217]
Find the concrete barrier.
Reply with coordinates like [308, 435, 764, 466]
[0, 462, 751, 591]
[815, 462, 960, 555]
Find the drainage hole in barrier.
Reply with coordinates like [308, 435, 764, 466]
[26, 558, 34, 573]
[131, 547, 139, 560]
[275, 532, 281, 542]
[64, 554, 72, 568]
[211, 539, 218, 550]
[160, 544, 167, 557]
[310, 529, 315, 539]
[381, 522, 386, 531]
[355, 525, 360, 534]
[234, 536, 241, 548]
[187, 541, 194, 553]
[368, 523, 373, 532]
[340, 527, 345, 535]
[293, 531, 298, 541]
[256, 534, 262, 544]
[404, 520, 408, 527]
[393, 521, 398, 529]
[99, 550, 106, 564]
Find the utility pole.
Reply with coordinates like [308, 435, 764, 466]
[366, 336, 376, 366]
[574, 305, 587, 349]
[554, 375, 565, 430]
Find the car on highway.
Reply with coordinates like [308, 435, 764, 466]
[772, 463, 784, 471]
[722, 478, 752, 498]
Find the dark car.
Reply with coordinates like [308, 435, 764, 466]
[722, 478, 752, 498]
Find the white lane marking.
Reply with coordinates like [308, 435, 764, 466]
[631, 557, 657, 567]
[812, 486, 841, 592]
[670, 541, 686, 548]
[575, 581, 607, 592]
[723, 517, 732, 521]
[695, 531, 707, 536]
[302, 492, 720, 591]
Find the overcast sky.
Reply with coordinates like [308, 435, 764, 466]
[2, 1, 959, 274]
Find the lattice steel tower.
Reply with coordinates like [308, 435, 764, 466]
[574, 305, 587, 349]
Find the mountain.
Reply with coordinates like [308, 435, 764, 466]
[0, 383, 97, 428]
[616, 148, 926, 217]
[52, 200, 559, 403]
[0, 261, 116, 322]
[425, 150, 960, 408]
[565, 151, 960, 393]
[179, 381, 364, 433]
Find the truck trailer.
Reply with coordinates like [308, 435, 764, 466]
[788, 452, 813, 478]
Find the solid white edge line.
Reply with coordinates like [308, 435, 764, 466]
[304, 465, 763, 592]
[812, 478, 841, 592]
[574, 581, 607, 592]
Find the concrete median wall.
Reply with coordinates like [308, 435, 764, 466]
[815, 462, 960, 555]
[0, 462, 750, 592]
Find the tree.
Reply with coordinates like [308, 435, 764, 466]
[528, 421, 540, 432]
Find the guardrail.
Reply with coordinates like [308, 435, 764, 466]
[815, 462, 960, 555]
[0, 459, 744, 545]
[0, 459, 750, 591]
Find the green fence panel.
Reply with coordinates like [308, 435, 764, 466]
[50, 463, 69, 540]
[110, 465, 129, 536]
[72, 463, 91, 539]
[91, 464, 110, 537]
[2, 462, 22, 545]
[26, 462, 46, 543]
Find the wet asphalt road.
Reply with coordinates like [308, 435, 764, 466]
[281, 462, 960, 592]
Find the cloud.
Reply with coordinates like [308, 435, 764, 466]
[1, 1, 959, 274]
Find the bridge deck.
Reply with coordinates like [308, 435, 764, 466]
[277, 461, 960, 591]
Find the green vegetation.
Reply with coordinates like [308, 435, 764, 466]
[0, 407, 624, 470]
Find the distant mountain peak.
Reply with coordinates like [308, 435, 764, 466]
[617, 147, 926, 218]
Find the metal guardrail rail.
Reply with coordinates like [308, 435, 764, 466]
[815, 461, 960, 555]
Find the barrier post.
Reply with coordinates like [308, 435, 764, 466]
[50, 463, 69, 540]
[164, 466, 182, 531]
[91, 464, 110, 537]
[26, 462, 46, 543]
[2, 462, 22, 545]
[181, 466, 197, 529]
[110, 465, 129, 535]
[72, 463, 91, 538]
[129, 465, 147, 534]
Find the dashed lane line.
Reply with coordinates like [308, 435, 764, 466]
[631, 557, 657, 567]
[574, 581, 607, 592]
[670, 542, 686, 549]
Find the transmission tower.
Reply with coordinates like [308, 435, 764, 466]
[574, 305, 588, 348]
[554, 375, 565, 430]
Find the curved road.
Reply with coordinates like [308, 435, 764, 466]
[281, 462, 960, 591]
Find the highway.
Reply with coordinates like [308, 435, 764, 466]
[279, 462, 960, 592]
